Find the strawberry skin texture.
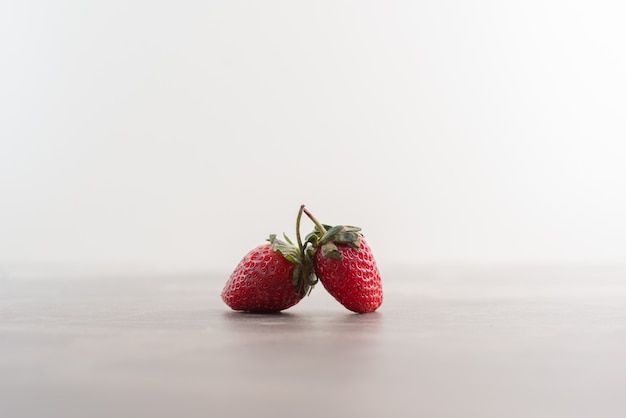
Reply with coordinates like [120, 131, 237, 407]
[222, 243, 302, 313]
[314, 238, 383, 313]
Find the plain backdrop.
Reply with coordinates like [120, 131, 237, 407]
[1, 1, 626, 277]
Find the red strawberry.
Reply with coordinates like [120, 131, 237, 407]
[302, 206, 383, 313]
[221, 235, 316, 313]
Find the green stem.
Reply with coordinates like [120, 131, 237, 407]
[296, 205, 305, 252]
[302, 206, 327, 234]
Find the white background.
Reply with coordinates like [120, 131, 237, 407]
[2, 1, 626, 276]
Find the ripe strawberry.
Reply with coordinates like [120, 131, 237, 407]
[221, 235, 316, 313]
[302, 206, 383, 313]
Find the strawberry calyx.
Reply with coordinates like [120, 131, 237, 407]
[267, 209, 318, 297]
[300, 205, 363, 260]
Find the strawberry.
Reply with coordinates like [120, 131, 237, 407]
[302, 206, 383, 313]
[221, 231, 316, 313]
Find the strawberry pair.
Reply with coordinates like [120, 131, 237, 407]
[221, 205, 383, 314]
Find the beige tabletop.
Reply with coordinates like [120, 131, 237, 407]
[2, 264, 626, 418]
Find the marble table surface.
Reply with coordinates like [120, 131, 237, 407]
[2, 264, 626, 418]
